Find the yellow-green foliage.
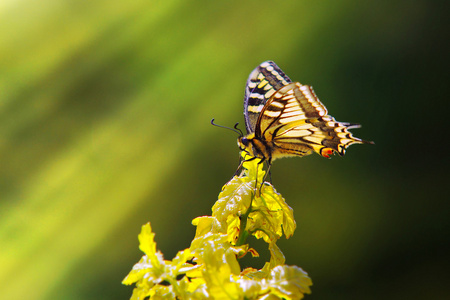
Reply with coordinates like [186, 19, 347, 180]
[123, 156, 312, 299]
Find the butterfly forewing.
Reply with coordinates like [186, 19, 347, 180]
[244, 61, 292, 134]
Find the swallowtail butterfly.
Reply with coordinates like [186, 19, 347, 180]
[237, 61, 373, 165]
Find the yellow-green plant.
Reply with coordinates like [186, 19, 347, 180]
[123, 155, 312, 299]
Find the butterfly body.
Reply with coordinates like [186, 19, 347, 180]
[238, 61, 372, 165]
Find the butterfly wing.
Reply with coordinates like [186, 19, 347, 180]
[244, 61, 292, 134]
[256, 82, 370, 159]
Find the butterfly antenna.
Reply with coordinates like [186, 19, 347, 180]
[211, 119, 243, 136]
[233, 122, 244, 137]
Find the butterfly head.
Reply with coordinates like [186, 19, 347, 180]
[238, 133, 272, 164]
[238, 133, 261, 160]
[237, 134, 251, 152]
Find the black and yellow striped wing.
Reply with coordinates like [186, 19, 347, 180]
[239, 61, 372, 164]
[243, 61, 291, 134]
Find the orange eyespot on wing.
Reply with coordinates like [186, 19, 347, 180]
[320, 148, 335, 158]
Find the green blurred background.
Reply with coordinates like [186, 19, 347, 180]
[1, 0, 448, 299]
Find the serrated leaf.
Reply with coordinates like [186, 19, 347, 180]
[122, 223, 166, 287]
[266, 265, 312, 300]
[213, 176, 253, 225]
[201, 244, 241, 299]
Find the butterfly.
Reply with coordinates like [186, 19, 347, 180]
[237, 61, 373, 167]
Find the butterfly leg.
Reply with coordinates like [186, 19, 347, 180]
[232, 154, 258, 178]
[233, 159, 245, 178]
[264, 161, 272, 183]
